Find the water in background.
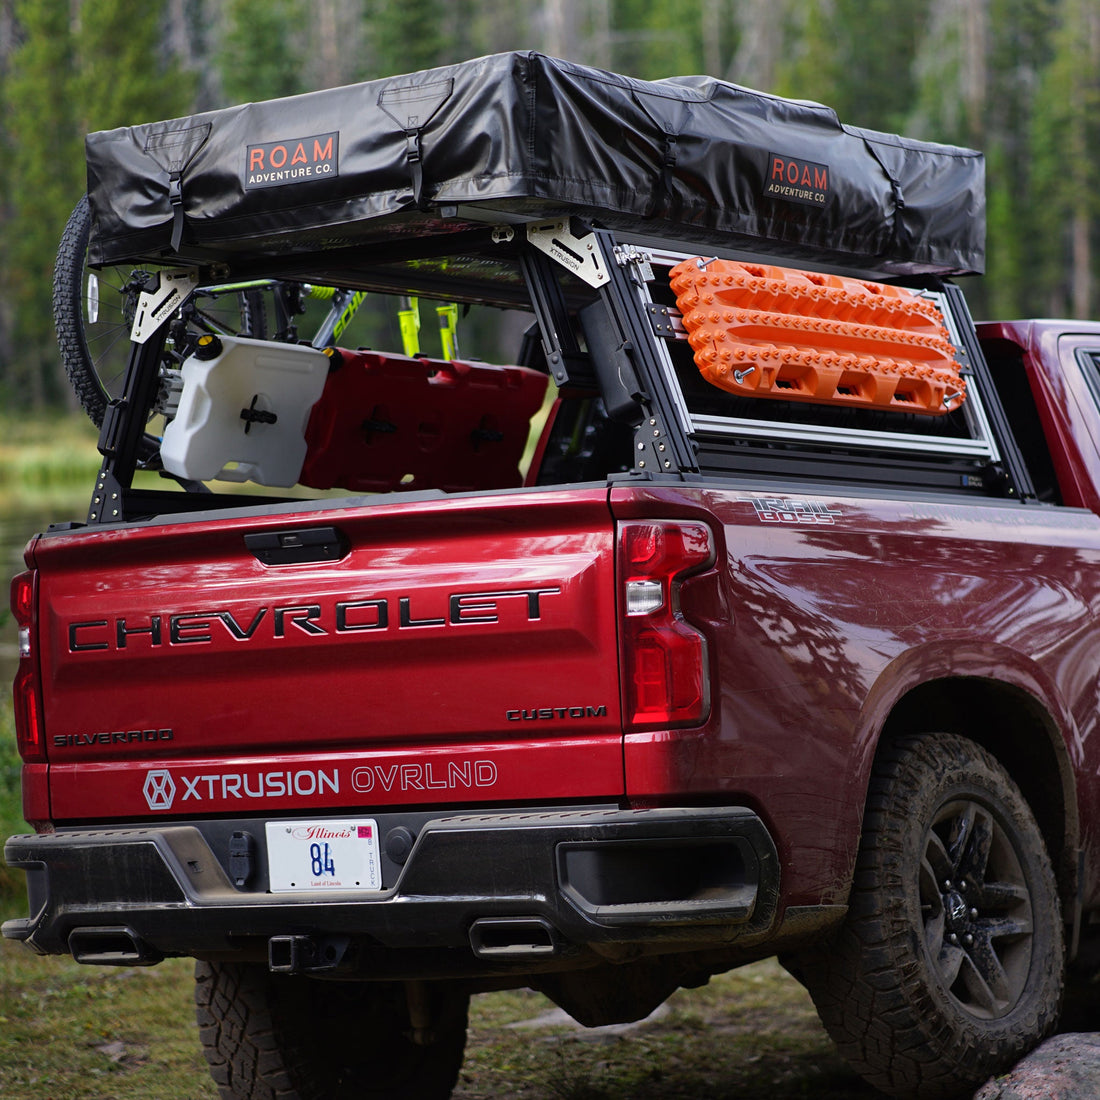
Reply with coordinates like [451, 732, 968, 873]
[1, 493, 89, 687]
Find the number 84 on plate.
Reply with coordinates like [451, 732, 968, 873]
[265, 819, 382, 892]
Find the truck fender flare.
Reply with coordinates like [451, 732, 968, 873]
[854, 645, 1081, 929]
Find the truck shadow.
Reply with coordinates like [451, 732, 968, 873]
[457, 962, 887, 1099]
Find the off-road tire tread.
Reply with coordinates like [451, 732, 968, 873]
[195, 960, 305, 1100]
[195, 960, 468, 1100]
[793, 732, 1063, 1100]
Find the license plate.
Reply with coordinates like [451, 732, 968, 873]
[265, 818, 382, 892]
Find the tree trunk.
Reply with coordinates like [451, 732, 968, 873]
[701, 0, 721, 77]
[538, 0, 578, 62]
[732, 0, 788, 90]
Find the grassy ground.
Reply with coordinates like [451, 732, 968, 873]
[0, 913, 880, 1100]
[452, 966, 882, 1100]
[0, 708, 25, 898]
[0, 935, 215, 1100]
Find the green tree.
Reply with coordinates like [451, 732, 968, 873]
[613, 0, 692, 77]
[0, 0, 197, 410]
[215, 0, 307, 106]
[74, 0, 195, 132]
[366, 0, 450, 78]
[4, 0, 1100, 414]
[973, 0, 1056, 317]
[0, 0, 82, 409]
[775, 0, 929, 132]
[0, 0, 14, 387]
[1031, 0, 1100, 317]
[611, 0, 737, 80]
[765, 1, 838, 113]
[436, 0, 533, 67]
[908, 0, 1058, 318]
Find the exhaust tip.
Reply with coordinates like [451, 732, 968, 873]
[68, 925, 162, 966]
[469, 917, 560, 960]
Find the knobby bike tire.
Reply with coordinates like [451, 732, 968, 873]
[52, 194, 267, 428]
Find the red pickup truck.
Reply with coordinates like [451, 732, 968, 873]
[6, 53, 1099, 1100]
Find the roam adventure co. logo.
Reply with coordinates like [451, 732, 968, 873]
[763, 153, 830, 208]
[245, 132, 339, 189]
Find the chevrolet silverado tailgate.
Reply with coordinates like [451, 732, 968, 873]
[31, 488, 622, 820]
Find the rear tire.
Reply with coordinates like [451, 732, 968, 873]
[794, 732, 1063, 1099]
[194, 961, 469, 1100]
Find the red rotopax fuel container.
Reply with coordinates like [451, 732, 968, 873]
[300, 350, 548, 494]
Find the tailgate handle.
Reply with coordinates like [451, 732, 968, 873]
[245, 526, 349, 566]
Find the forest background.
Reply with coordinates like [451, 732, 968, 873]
[0, 0, 1097, 411]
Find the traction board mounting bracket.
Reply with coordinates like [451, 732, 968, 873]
[130, 269, 199, 344]
[527, 220, 609, 288]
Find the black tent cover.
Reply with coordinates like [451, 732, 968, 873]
[85, 51, 985, 277]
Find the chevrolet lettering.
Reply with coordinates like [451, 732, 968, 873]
[67, 586, 561, 652]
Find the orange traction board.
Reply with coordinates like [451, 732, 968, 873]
[300, 350, 548, 494]
[670, 259, 966, 415]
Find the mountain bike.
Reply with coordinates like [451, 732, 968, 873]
[52, 194, 368, 428]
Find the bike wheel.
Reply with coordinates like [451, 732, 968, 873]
[53, 194, 267, 427]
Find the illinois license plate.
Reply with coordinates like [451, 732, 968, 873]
[265, 819, 382, 892]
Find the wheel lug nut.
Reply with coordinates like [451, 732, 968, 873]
[949, 933, 958, 944]
[944, 880, 953, 890]
[964, 934, 974, 946]
[969, 908, 978, 919]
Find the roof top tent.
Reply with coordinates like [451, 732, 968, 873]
[86, 51, 984, 278]
[79, 52, 1030, 521]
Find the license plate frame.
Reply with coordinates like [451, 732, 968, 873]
[265, 818, 382, 893]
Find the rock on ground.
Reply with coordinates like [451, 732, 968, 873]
[975, 1034, 1100, 1099]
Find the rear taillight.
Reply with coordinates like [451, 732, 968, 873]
[11, 570, 45, 762]
[618, 521, 714, 730]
